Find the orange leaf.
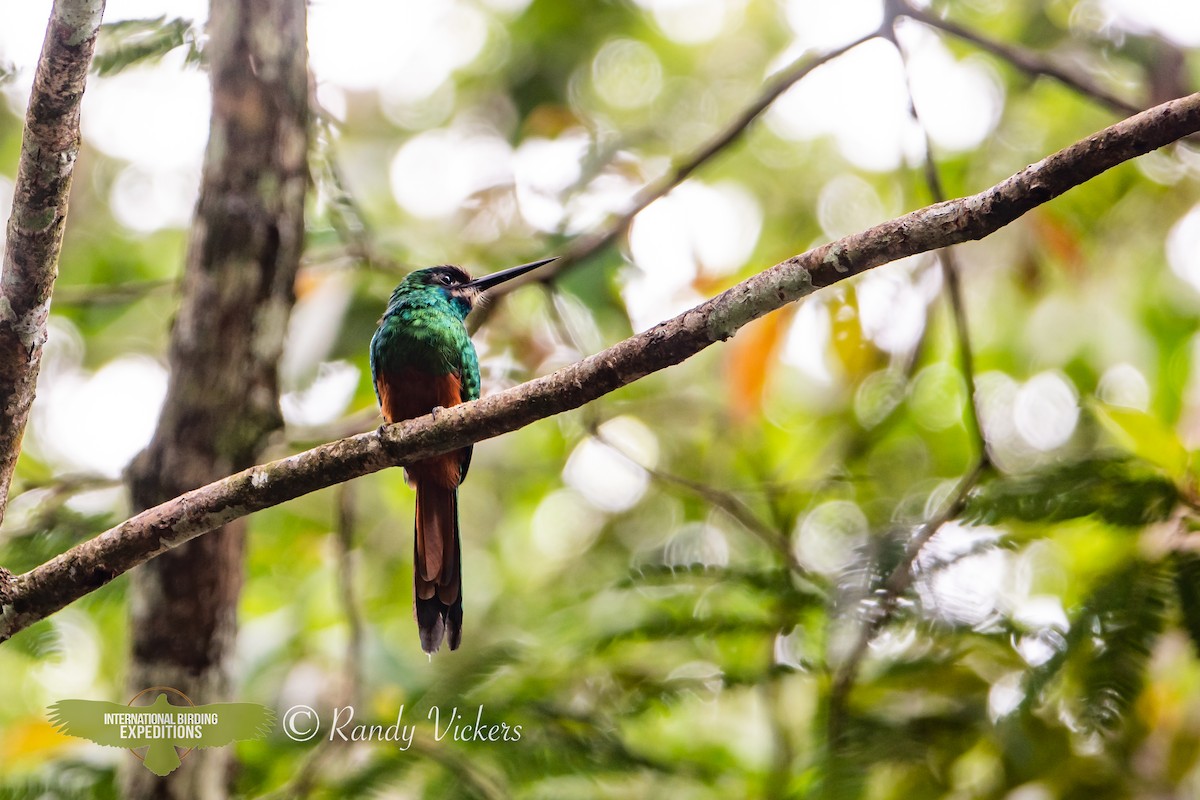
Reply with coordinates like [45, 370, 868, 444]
[724, 307, 792, 421]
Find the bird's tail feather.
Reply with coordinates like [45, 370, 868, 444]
[414, 480, 463, 653]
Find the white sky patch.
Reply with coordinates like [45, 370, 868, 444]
[381, 80, 457, 131]
[782, 298, 837, 388]
[664, 521, 730, 568]
[32, 611, 103, 699]
[855, 269, 927, 354]
[816, 174, 891, 240]
[908, 363, 967, 432]
[281, 361, 360, 427]
[899, 22, 1004, 152]
[632, 0, 745, 45]
[314, 81, 348, 124]
[793, 499, 868, 575]
[110, 164, 199, 233]
[563, 169, 645, 235]
[624, 180, 761, 330]
[1168, 203, 1200, 295]
[766, 38, 921, 172]
[1100, 0, 1200, 46]
[976, 371, 1026, 468]
[1015, 627, 1066, 667]
[1014, 371, 1080, 451]
[785, 0, 883, 50]
[915, 521, 1009, 628]
[1012, 595, 1069, 633]
[1097, 363, 1150, 411]
[478, 0, 533, 13]
[0, 1, 52, 111]
[82, 52, 211, 171]
[389, 128, 513, 219]
[105, 0, 208, 25]
[562, 417, 658, 513]
[512, 132, 589, 232]
[988, 673, 1024, 721]
[977, 370, 1083, 467]
[33, 355, 168, 478]
[279, 274, 355, 385]
[531, 488, 606, 561]
[0, 4, 210, 233]
[0, 176, 13, 252]
[309, 0, 489, 96]
[592, 38, 663, 110]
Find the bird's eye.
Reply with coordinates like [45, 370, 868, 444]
[438, 274, 453, 286]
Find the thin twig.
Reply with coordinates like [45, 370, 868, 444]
[893, 20, 989, 465]
[827, 460, 986, 740]
[898, 1, 1141, 116]
[826, 21, 1003, 748]
[591, 423, 805, 576]
[0, 474, 122, 541]
[310, 75, 410, 278]
[334, 483, 363, 709]
[52, 278, 176, 306]
[480, 32, 883, 304]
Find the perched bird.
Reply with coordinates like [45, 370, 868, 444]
[370, 257, 555, 653]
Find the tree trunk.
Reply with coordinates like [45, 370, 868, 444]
[121, 2, 307, 798]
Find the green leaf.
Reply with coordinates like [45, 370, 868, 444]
[93, 17, 199, 77]
[1093, 403, 1189, 481]
[965, 457, 1178, 527]
[1174, 552, 1200, 657]
[1077, 561, 1169, 732]
[1020, 560, 1169, 736]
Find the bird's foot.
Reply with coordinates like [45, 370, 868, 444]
[430, 405, 446, 421]
[377, 422, 400, 458]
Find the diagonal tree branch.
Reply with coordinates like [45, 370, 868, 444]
[0, 0, 106, 526]
[3, 92, 1199, 643]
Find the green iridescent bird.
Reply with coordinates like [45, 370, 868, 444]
[370, 257, 555, 653]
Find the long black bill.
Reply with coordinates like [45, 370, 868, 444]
[466, 257, 556, 292]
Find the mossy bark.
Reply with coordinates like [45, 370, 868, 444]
[0, 0, 105, 525]
[120, 2, 307, 798]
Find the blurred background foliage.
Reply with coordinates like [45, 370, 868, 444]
[2, 0, 1200, 797]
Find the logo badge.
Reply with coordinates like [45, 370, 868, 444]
[48, 686, 274, 776]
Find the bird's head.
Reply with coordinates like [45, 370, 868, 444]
[389, 257, 556, 316]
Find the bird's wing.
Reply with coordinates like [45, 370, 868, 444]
[47, 700, 153, 748]
[459, 335, 481, 403]
[191, 703, 276, 748]
[369, 327, 384, 405]
[458, 338, 479, 481]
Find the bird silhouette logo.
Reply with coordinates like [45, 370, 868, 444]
[48, 687, 275, 776]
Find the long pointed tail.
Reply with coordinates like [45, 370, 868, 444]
[413, 480, 463, 653]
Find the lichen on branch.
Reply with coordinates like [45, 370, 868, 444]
[0, 0, 107, 527]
